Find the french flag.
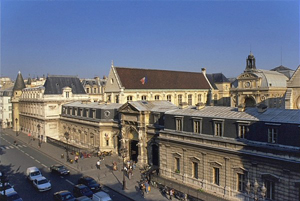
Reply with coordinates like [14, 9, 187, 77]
[140, 77, 147, 85]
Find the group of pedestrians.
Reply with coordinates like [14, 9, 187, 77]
[140, 180, 150, 197]
[124, 160, 136, 180]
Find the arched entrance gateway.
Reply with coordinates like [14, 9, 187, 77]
[121, 126, 141, 163]
[244, 96, 256, 107]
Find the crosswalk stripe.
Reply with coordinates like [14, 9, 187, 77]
[9, 146, 14, 149]
[6, 147, 10, 149]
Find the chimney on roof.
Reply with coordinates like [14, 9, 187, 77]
[179, 102, 189, 109]
[257, 103, 267, 113]
[196, 102, 205, 110]
[201, 68, 206, 76]
[238, 103, 245, 112]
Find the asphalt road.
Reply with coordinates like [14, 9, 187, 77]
[0, 131, 131, 201]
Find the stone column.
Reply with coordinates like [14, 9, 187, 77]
[224, 157, 230, 197]
[201, 152, 207, 189]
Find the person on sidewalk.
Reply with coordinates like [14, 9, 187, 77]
[75, 155, 79, 163]
[96, 160, 101, 169]
[128, 168, 133, 180]
[169, 189, 174, 200]
[145, 180, 149, 194]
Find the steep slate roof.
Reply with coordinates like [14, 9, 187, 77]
[114, 67, 211, 90]
[64, 101, 122, 109]
[166, 106, 300, 124]
[13, 72, 26, 91]
[44, 75, 86, 95]
[128, 100, 178, 112]
[206, 73, 230, 90]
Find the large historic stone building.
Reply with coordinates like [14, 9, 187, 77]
[230, 53, 288, 108]
[105, 64, 230, 107]
[159, 105, 300, 201]
[81, 76, 107, 103]
[0, 87, 13, 128]
[285, 65, 300, 109]
[12, 74, 89, 141]
[60, 101, 121, 153]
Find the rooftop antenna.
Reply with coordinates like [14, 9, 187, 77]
[281, 46, 283, 66]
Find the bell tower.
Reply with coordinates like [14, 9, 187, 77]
[245, 52, 256, 72]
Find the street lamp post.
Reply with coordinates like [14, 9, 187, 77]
[15, 118, 18, 136]
[64, 132, 70, 162]
[37, 124, 41, 147]
[120, 147, 127, 190]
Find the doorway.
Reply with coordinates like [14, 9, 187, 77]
[152, 144, 159, 166]
[130, 140, 138, 162]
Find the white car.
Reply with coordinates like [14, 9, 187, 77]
[0, 182, 15, 195]
[26, 167, 42, 181]
[32, 176, 51, 192]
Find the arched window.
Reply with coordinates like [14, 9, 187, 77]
[127, 96, 133, 101]
[155, 95, 160, 100]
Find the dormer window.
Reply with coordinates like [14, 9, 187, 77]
[213, 119, 224, 137]
[192, 118, 202, 134]
[175, 116, 183, 131]
[268, 128, 278, 143]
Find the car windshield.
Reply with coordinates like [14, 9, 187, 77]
[31, 171, 41, 176]
[81, 187, 90, 193]
[38, 179, 48, 185]
[62, 193, 74, 200]
[58, 166, 65, 170]
[88, 180, 97, 185]
[0, 184, 12, 190]
[7, 193, 21, 200]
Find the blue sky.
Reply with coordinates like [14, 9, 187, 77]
[1, 0, 299, 80]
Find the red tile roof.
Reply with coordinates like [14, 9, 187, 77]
[115, 67, 211, 90]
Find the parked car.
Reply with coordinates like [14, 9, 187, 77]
[50, 164, 70, 175]
[26, 167, 42, 181]
[0, 182, 15, 195]
[75, 195, 93, 201]
[32, 176, 51, 192]
[0, 191, 23, 201]
[78, 176, 101, 193]
[73, 184, 93, 198]
[92, 191, 112, 201]
[53, 190, 76, 201]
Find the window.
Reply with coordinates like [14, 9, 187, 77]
[178, 95, 183, 104]
[94, 88, 97, 93]
[237, 173, 245, 192]
[92, 110, 96, 118]
[188, 94, 192, 105]
[265, 180, 275, 200]
[175, 157, 180, 173]
[107, 95, 111, 102]
[106, 140, 109, 146]
[214, 121, 223, 136]
[198, 94, 202, 103]
[193, 119, 201, 134]
[66, 92, 69, 98]
[268, 128, 278, 143]
[155, 95, 160, 100]
[239, 125, 248, 138]
[192, 162, 198, 179]
[127, 96, 133, 101]
[176, 118, 183, 131]
[213, 167, 220, 185]
[167, 95, 171, 102]
[115, 95, 119, 103]
[141, 95, 147, 100]
[86, 88, 89, 93]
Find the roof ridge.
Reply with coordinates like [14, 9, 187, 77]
[115, 66, 203, 74]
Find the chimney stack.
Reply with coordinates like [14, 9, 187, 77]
[257, 103, 267, 113]
[201, 68, 206, 76]
[196, 102, 205, 110]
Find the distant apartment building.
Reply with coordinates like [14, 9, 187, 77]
[105, 64, 230, 107]
[81, 76, 107, 102]
[12, 73, 89, 141]
[0, 87, 13, 128]
[285, 65, 300, 109]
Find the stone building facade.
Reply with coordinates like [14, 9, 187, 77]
[159, 105, 300, 201]
[104, 64, 226, 107]
[81, 76, 107, 103]
[285, 65, 300, 109]
[118, 101, 177, 166]
[60, 102, 121, 153]
[0, 87, 13, 128]
[230, 53, 288, 108]
[13, 74, 89, 141]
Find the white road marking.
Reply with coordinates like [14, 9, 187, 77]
[9, 146, 14, 149]
[42, 164, 48, 168]
[65, 179, 74, 185]
[35, 159, 40, 163]
[23, 145, 27, 147]
[5, 147, 10, 149]
[25, 153, 29, 156]
[30, 156, 34, 159]
[20, 150, 25, 153]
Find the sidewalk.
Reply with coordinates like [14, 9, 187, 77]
[4, 129, 173, 201]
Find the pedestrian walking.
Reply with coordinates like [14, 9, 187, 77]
[145, 181, 149, 194]
[96, 160, 101, 169]
[169, 189, 174, 200]
[75, 155, 79, 163]
[140, 183, 145, 197]
[128, 168, 133, 180]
